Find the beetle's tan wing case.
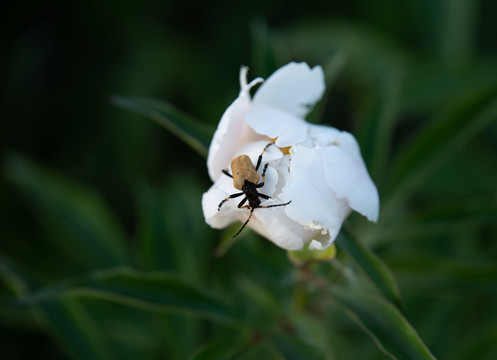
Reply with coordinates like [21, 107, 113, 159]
[231, 155, 260, 190]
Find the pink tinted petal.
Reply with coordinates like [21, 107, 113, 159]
[239, 66, 264, 95]
[321, 147, 379, 222]
[207, 69, 266, 181]
[253, 62, 325, 118]
[245, 103, 308, 147]
[206, 98, 254, 181]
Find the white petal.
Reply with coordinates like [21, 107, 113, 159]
[238, 66, 264, 96]
[308, 239, 325, 250]
[207, 70, 266, 181]
[334, 131, 364, 162]
[309, 227, 340, 250]
[308, 124, 363, 161]
[252, 208, 316, 250]
[232, 140, 283, 165]
[308, 124, 341, 147]
[321, 146, 380, 222]
[245, 103, 309, 147]
[202, 186, 238, 229]
[253, 62, 325, 118]
[282, 146, 351, 244]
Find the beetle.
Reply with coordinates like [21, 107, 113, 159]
[218, 142, 291, 239]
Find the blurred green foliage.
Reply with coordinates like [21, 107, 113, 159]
[2, 0, 497, 359]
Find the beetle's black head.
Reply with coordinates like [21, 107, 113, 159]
[242, 180, 257, 192]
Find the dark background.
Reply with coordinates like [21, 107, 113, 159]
[2, 0, 497, 358]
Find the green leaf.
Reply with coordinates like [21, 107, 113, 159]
[4, 155, 127, 270]
[330, 288, 436, 360]
[401, 61, 497, 115]
[112, 96, 214, 157]
[337, 228, 402, 310]
[0, 254, 112, 360]
[271, 335, 325, 360]
[213, 224, 243, 257]
[439, 0, 476, 63]
[18, 267, 237, 324]
[306, 51, 348, 124]
[136, 184, 176, 271]
[237, 341, 285, 360]
[250, 19, 282, 78]
[385, 83, 497, 214]
[136, 177, 211, 279]
[356, 66, 403, 180]
[189, 337, 247, 360]
[448, 324, 497, 360]
[374, 198, 497, 246]
[37, 299, 113, 360]
[278, 21, 403, 78]
[135, 180, 213, 358]
[384, 255, 497, 295]
[190, 337, 285, 360]
[0, 253, 29, 296]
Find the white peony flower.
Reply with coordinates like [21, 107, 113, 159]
[202, 62, 379, 251]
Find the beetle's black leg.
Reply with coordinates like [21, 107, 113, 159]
[237, 197, 248, 208]
[218, 192, 244, 211]
[256, 163, 269, 188]
[255, 143, 274, 171]
[230, 208, 254, 239]
[222, 169, 233, 178]
[261, 162, 269, 177]
[260, 200, 292, 209]
[258, 193, 271, 200]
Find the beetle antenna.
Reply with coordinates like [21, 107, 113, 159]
[230, 209, 254, 239]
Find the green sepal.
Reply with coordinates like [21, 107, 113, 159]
[287, 244, 336, 267]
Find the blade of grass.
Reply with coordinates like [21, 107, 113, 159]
[357, 67, 403, 180]
[0, 254, 112, 360]
[440, 0, 476, 63]
[18, 267, 238, 325]
[306, 51, 348, 124]
[330, 287, 436, 360]
[112, 96, 214, 157]
[337, 226, 402, 310]
[384, 255, 497, 296]
[271, 335, 326, 360]
[5, 155, 127, 269]
[189, 337, 250, 360]
[250, 19, 282, 79]
[385, 83, 497, 216]
[37, 299, 113, 360]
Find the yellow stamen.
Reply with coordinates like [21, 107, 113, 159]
[269, 138, 291, 155]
